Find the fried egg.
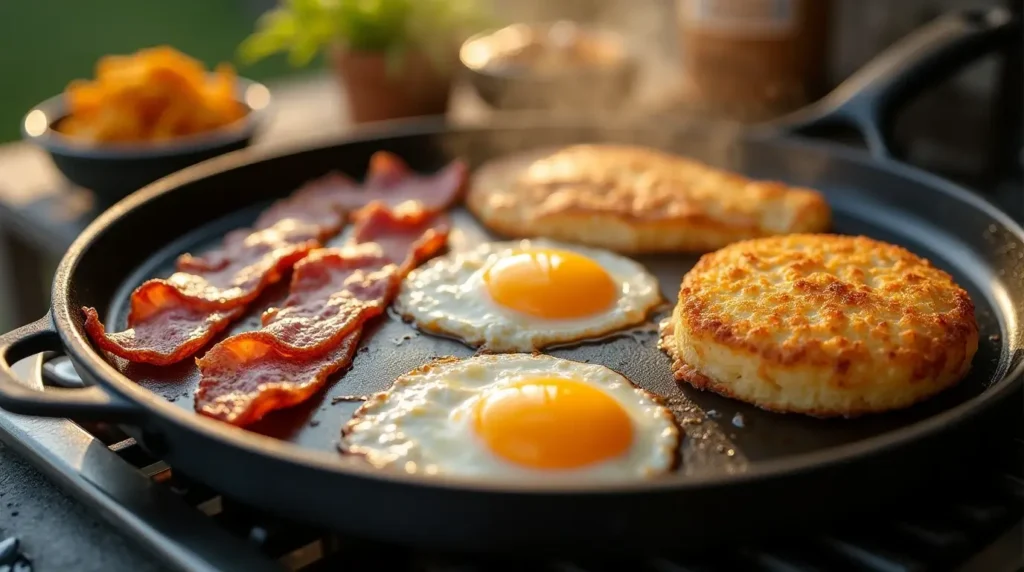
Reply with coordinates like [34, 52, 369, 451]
[394, 240, 662, 351]
[342, 354, 680, 479]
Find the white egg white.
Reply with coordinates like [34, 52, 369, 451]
[342, 354, 680, 480]
[394, 239, 662, 351]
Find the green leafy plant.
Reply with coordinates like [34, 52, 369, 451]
[239, 0, 489, 70]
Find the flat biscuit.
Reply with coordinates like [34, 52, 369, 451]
[660, 234, 979, 417]
[467, 144, 831, 253]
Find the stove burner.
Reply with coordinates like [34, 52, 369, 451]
[0, 354, 1021, 572]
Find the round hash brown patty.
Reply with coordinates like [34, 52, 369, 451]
[467, 144, 831, 253]
[659, 234, 979, 417]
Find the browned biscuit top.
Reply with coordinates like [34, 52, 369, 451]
[678, 234, 978, 383]
[470, 144, 829, 230]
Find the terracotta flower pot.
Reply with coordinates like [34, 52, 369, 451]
[329, 46, 453, 123]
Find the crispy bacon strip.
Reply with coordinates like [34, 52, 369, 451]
[143, 227, 320, 314]
[257, 209, 448, 355]
[83, 304, 245, 366]
[194, 330, 363, 427]
[253, 173, 356, 233]
[194, 205, 449, 426]
[80, 176, 351, 365]
[82, 154, 465, 365]
[312, 152, 467, 215]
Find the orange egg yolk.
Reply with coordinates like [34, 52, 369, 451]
[472, 378, 633, 470]
[482, 249, 617, 319]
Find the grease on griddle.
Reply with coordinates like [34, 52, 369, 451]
[331, 395, 366, 404]
[390, 333, 417, 346]
[662, 393, 748, 475]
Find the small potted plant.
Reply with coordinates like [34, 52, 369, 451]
[240, 0, 488, 123]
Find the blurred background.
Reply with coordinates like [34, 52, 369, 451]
[0, 0, 1013, 142]
[0, 0, 295, 143]
[0, 0, 1019, 332]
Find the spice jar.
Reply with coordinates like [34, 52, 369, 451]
[677, 0, 830, 122]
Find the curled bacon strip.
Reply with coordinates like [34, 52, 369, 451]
[82, 154, 465, 366]
[147, 226, 320, 312]
[253, 173, 356, 233]
[83, 303, 245, 366]
[81, 176, 351, 365]
[194, 205, 449, 426]
[313, 151, 467, 215]
[194, 330, 363, 427]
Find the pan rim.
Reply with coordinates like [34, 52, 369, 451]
[51, 117, 1024, 495]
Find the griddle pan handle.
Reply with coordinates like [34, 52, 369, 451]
[0, 315, 140, 421]
[772, 8, 1017, 160]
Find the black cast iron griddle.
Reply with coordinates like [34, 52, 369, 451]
[15, 120, 1015, 552]
[0, 9, 1021, 551]
[0, 123, 1020, 550]
[102, 201, 1006, 473]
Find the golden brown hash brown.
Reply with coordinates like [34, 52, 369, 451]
[467, 144, 831, 253]
[660, 234, 979, 417]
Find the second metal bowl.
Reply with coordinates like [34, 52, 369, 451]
[460, 21, 636, 112]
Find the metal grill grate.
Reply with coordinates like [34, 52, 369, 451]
[66, 357, 1023, 572]
[6, 355, 1021, 572]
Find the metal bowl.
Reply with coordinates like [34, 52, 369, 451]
[460, 21, 636, 111]
[22, 77, 271, 204]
